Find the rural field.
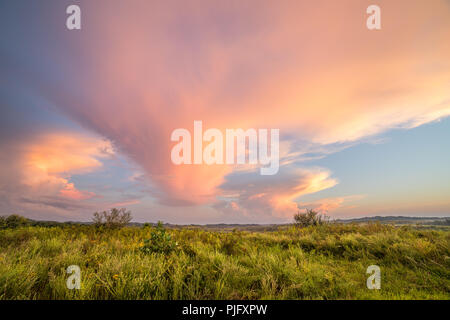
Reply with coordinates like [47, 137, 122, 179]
[0, 215, 449, 300]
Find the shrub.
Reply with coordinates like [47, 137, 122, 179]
[141, 221, 177, 254]
[0, 214, 30, 229]
[92, 208, 132, 229]
[294, 209, 328, 228]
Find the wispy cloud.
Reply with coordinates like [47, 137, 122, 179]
[298, 195, 367, 216]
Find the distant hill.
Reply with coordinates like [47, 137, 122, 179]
[132, 216, 450, 229]
[2, 215, 449, 230]
[334, 216, 450, 226]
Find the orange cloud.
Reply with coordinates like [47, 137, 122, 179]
[59, 183, 96, 201]
[299, 195, 367, 215]
[21, 133, 113, 200]
[216, 168, 338, 220]
[0, 132, 113, 218]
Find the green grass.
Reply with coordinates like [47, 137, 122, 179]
[0, 223, 449, 299]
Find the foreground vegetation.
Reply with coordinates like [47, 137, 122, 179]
[0, 220, 449, 299]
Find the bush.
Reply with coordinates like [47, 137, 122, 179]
[141, 221, 177, 254]
[0, 214, 30, 229]
[92, 208, 132, 229]
[294, 209, 328, 228]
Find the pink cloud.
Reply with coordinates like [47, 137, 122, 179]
[215, 167, 338, 221]
[59, 183, 96, 201]
[0, 131, 113, 217]
[10, 1, 450, 219]
[110, 199, 141, 208]
[299, 195, 367, 216]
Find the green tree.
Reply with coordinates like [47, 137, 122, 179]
[0, 214, 30, 229]
[293, 209, 327, 227]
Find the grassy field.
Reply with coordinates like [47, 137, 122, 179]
[0, 223, 449, 299]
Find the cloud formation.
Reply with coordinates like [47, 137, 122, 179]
[215, 167, 338, 219]
[0, 131, 113, 218]
[1, 0, 450, 220]
[299, 195, 367, 215]
[54, 1, 449, 210]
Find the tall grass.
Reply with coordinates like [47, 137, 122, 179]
[0, 223, 448, 299]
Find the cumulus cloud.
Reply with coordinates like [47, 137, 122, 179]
[0, 131, 113, 218]
[214, 167, 338, 221]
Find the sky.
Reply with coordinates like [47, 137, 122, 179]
[0, 0, 449, 223]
